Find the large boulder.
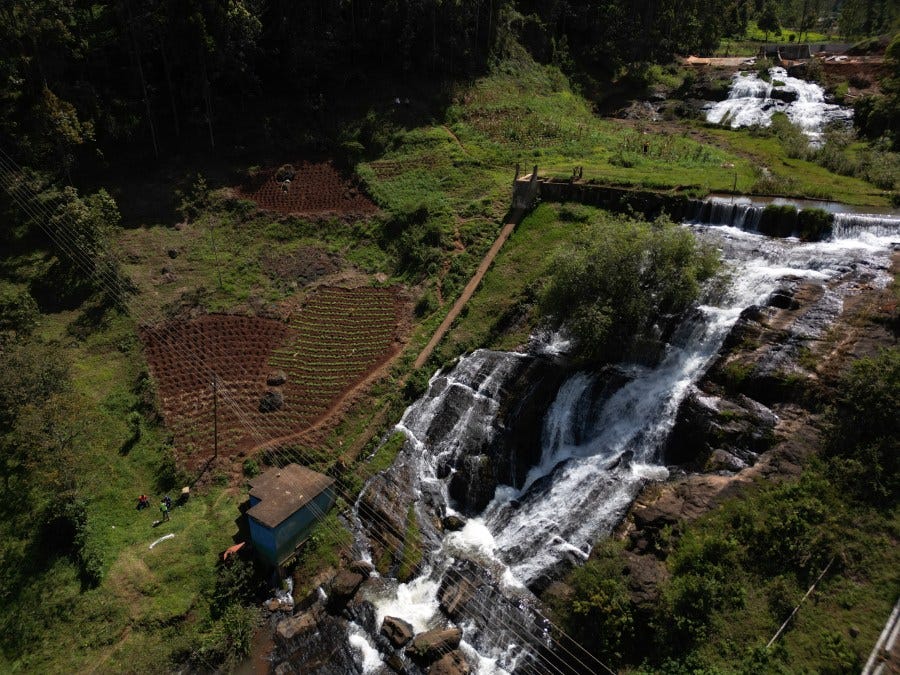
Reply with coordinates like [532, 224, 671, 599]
[259, 388, 284, 412]
[275, 608, 320, 645]
[429, 650, 472, 675]
[406, 627, 462, 664]
[325, 570, 364, 613]
[380, 616, 414, 648]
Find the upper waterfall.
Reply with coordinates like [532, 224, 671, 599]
[706, 66, 853, 143]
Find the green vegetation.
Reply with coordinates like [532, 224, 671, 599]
[398, 505, 423, 583]
[539, 212, 720, 363]
[825, 349, 900, 505]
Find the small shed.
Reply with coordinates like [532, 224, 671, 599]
[246, 464, 336, 566]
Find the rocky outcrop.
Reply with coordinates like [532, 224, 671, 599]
[429, 650, 472, 675]
[406, 627, 462, 664]
[326, 569, 365, 613]
[585, 253, 900, 636]
[274, 608, 362, 674]
[381, 616, 414, 648]
[358, 460, 416, 570]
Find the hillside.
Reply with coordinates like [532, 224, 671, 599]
[0, 3, 898, 672]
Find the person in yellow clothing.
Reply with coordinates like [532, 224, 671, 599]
[160, 500, 170, 522]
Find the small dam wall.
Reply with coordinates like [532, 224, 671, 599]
[513, 174, 699, 222]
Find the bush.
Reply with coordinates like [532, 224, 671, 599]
[657, 530, 745, 646]
[825, 349, 900, 505]
[191, 603, 258, 669]
[242, 458, 260, 478]
[796, 208, 833, 241]
[539, 215, 719, 364]
[758, 204, 799, 237]
[175, 174, 210, 223]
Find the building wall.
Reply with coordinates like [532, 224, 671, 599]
[273, 489, 336, 563]
[248, 487, 337, 566]
[248, 517, 277, 564]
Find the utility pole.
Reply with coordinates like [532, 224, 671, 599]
[212, 374, 218, 459]
[209, 225, 224, 290]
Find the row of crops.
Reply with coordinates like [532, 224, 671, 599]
[270, 285, 403, 423]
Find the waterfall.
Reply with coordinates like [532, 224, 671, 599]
[689, 198, 764, 230]
[832, 212, 900, 239]
[706, 66, 853, 143]
[689, 196, 900, 241]
[350, 219, 897, 673]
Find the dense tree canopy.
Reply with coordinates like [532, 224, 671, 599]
[4, 0, 888, 175]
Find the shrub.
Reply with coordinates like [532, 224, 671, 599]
[825, 348, 900, 505]
[657, 530, 745, 646]
[552, 541, 633, 663]
[242, 458, 260, 478]
[796, 208, 833, 241]
[759, 204, 799, 237]
[175, 174, 210, 223]
[539, 215, 719, 364]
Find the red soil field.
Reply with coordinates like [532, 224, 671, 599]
[141, 286, 406, 469]
[234, 161, 377, 216]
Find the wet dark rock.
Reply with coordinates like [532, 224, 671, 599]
[442, 515, 466, 532]
[274, 609, 361, 674]
[429, 650, 472, 675]
[358, 467, 413, 566]
[267, 369, 287, 386]
[259, 388, 284, 412]
[326, 570, 364, 613]
[771, 88, 799, 103]
[275, 608, 321, 644]
[349, 560, 375, 577]
[438, 575, 476, 621]
[665, 386, 777, 468]
[768, 290, 800, 310]
[345, 599, 377, 634]
[448, 455, 494, 513]
[381, 615, 414, 647]
[406, 627, 462, 665]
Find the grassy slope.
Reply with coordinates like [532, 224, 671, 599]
[660, 473, 899, 673]
[2, 311, 238, 673]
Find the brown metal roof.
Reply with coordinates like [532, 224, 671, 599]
[247, 464, 334, 528]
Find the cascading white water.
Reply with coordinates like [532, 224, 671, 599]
[706, 66, 853, 143]
[688, 196, 900, 239]
[352, 213, 898, 673]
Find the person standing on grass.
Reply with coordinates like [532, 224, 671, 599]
[160, 500, 170, 522]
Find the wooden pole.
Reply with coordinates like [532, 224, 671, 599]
[213, 375, 218, 460]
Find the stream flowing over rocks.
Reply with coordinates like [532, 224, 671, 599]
[270, 206, 899, 674]
[705, 66, 853, 143]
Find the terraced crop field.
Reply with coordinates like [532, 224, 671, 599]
[141, 286, 407, 468]
[235, 160, 378, 216]
[269, 286, 405, 421]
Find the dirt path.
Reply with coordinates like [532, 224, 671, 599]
[414, 208, 524, 369]
[442, 125, 468, 154]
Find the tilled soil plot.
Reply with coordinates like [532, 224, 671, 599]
[141, 287, 406, 468]
[235, 161, 377, 216]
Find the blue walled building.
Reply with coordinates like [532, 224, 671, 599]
[246, 464, 336, 566]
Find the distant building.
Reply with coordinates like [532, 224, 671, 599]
[246, 464, 336, 566]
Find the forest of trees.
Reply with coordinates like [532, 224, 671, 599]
[1, 0, 896, 177]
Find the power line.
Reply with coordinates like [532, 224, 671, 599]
[0, 149, 615, 674]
